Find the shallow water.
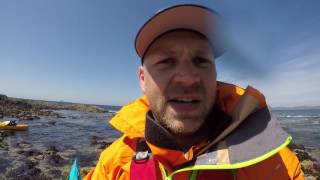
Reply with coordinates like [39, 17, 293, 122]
[272, 109, 320, 150]
[0, 110, 120, 179]
[10, 110, 119, 150]
[0, 109, 319, 178]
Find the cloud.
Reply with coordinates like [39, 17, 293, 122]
[258, 50, 320, 107]
[217, 36, 320, 107]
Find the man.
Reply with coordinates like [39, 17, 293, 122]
[84, 4, 303, 180]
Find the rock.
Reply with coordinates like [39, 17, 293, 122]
[0, 131, 15, 138]
[98, 141, 112, 150]
[48, 121, 56, 126]
[288, 143, 320, 178]
[18, 149, 42, 157]
[0, 94, 7, 100]
[44, 146, 67, 166]
[0, 95, 67, 119]
[305, 176, 317, 180]
[70, 104, 107, 113]
[311, 149, 320, 163]
[56, 114, 62, 118]
[81, 167, 92, 178]
[5, 161, 46, 180]
[48, 169, 61, 178]
[25, 159, 38, 169]
[1, 131, 9, 138]
[14, 141, 31, 149]
[301, 160, 320, 178]
[0, 157, 10, 174]
[288, 143, 306, 151]
[33, 115, 40, 120]
[53, 113, 65, 119]
[45, 153, 65, 166]
[314, 161, 320, 172]
[0, 135, 8, 148]
[20, 114, 34, 120]
[301, 160, 315, 174]
[294, 149, 315, 162]
[47, 146, 59, 153]
[91, 135, 98, 140]
[28, 167, 42, 177]
[91, 136, 99, 145]
[34, 154, 44, 161]
[91, 139, 98, 145]
[90, 136, 113, 149]
[39, 110, 53, 116]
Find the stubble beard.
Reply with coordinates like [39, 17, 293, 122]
[150, 85, 214, 137]
[153, 104, 207, 136]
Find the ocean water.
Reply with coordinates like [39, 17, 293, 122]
[0, 110, 121, 178]
[0, 108, 319, 178]
[99, 105, 121, 112]
[2, 108, 319, 153]
[272, 109, 320, 149]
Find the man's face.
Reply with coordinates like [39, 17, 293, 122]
[139, 31, 217, 136]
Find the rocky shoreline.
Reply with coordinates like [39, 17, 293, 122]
[288, 143, 320, 179]
[1, 130, 319, 179]
[0, 94, 115, 179]
[0, 94, 319, 179]
[0, 94, 107, 120]
[0, 130, 114, 179]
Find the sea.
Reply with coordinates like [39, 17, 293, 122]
[272, 109, 320, 149]
[0, 107, 319, 178]
[100, 106, 320, 150]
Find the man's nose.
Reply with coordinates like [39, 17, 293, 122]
[173, 63, 200, 86]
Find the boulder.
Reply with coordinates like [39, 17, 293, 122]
[48, 121, 56, 126]
[20, 114, 33, 120]
[294, 149, 315, 162]
[301, 160, 319, 177]
[98, 141, 113, 150]
[0, 94, 7, 101]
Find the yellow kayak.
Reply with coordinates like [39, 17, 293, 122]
[0, 121, 28, 131]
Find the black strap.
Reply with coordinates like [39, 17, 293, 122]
[133, 138, 152, 161]
[9, 120, 17, 126]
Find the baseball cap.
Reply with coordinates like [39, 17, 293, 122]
[135, 4, 224, 59]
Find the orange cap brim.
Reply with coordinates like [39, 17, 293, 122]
[135, 4, 224, 58]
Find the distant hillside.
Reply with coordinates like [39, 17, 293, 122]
[272, 106, 320, 110]
[13, 98, 107, 113]
[1, 93, 122, 111]
[98, 105, 122, 112]
[0, 94, 119, 120]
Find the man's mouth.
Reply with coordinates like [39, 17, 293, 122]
[167, 97, 201, 112]
[169, 98, 200, 103]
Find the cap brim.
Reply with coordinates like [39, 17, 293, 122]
[135, 4, 223, 58]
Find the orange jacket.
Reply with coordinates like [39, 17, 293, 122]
[84, 82, 304, 180]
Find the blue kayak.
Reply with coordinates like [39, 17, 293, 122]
[68, 159, 82, 180]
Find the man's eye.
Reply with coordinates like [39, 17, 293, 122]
[193, 57, 212, 68]
[156, 58, 174, 65]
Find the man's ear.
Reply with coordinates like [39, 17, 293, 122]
[138, 66, 146, 94]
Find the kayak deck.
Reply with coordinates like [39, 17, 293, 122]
[0, 122, 28, 131]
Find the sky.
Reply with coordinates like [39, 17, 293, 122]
[0, 0, 319, 107]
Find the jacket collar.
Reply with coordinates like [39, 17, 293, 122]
[109, 81, 265, 138]
[144, 107, 231, 152]
[108, 82, 289, 169]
